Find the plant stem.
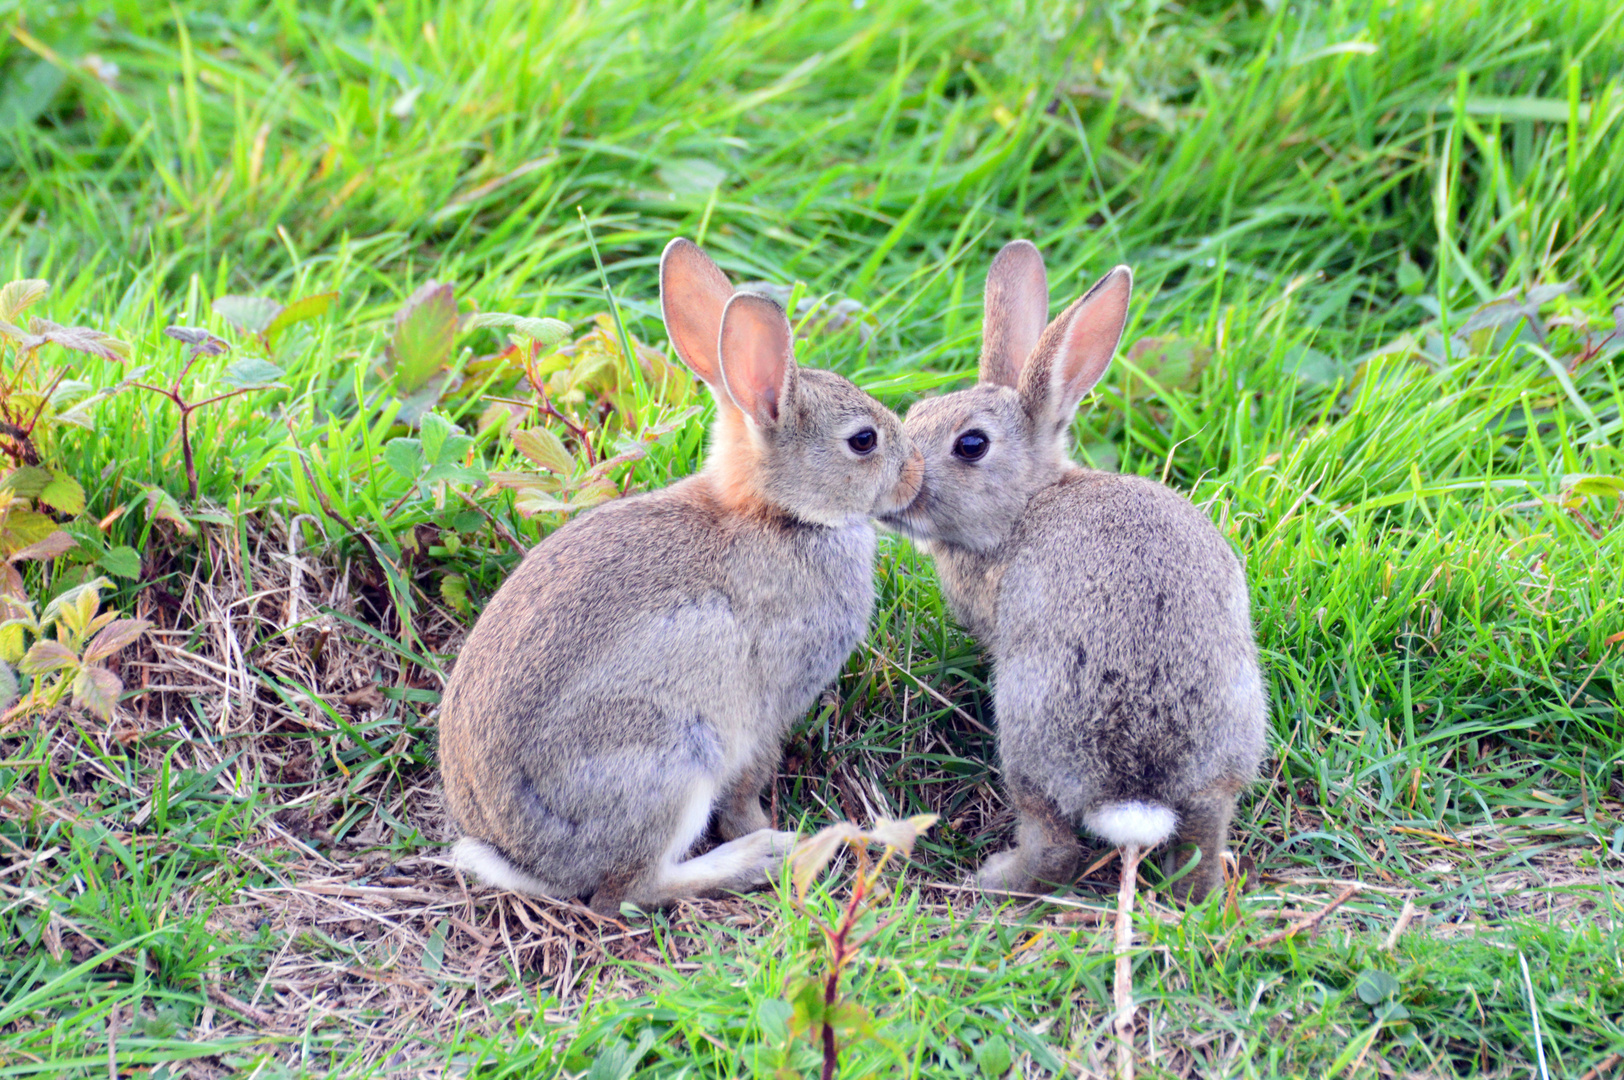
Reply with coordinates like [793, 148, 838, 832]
[1113, 844, 1142, 1080]
[179, 407, 198, 500]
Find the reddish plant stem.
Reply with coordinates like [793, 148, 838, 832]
[819, 860, 872, 1080]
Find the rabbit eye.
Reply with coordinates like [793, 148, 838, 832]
[952, 430, 989, 462]
[847, 428, 878, 455]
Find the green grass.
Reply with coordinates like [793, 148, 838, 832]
[2, 0, 1622, 1075]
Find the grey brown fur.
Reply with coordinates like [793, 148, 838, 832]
[439, 239, 921, 914]
[882, 240, 1266, 902]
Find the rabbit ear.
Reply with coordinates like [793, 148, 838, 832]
[979, 240, 1049, 388]
[660, 238, 735, 388]
[718, 292, 798, 429]
[1018, 265, 1132, 426]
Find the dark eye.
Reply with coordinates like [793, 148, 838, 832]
[847, 428, 877, 454]
[952, 430, 989, 462]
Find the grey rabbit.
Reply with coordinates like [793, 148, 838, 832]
[880, 241, 1266, 902]
[439, 239, 922, 914]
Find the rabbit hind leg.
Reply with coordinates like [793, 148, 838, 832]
[976, 784, 1082, 896]
[1165, 778, 1241, 904]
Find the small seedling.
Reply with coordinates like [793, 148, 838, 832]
[781, 813, 938, 1080]
[123, 326, 289, 500]
[0, 577, 149, 728]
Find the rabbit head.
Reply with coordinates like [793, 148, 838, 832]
[660, 238, 921, 527]
[881, 241, 1131, 551]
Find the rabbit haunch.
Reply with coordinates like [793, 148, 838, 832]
[438, 239, 920, 914]
[882, 240, 1266, 903]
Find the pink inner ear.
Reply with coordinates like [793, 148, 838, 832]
[718, 293, 794, 426]
[980, 240, 1049, 388]
[1056, 267, 1132, 408]
[660, 239, 734, 388]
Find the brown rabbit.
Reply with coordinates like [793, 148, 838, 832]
[439, 239, 922, 914]
[881, 241, 1266, 903]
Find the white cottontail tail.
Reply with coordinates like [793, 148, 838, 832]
[881, 241, 1266, 902]
[439, 239, 923, 914]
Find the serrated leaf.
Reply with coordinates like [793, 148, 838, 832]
[466, 312, 572, 349]
[163, 325, 229, 355]
[2, 466, 53, 498]
[212, 295, 283, 334]
[264, 291, 337, 349]
[217, 358, 287, 391]
[29, 318, 131, 361]
[9, 530, 77, 562]
[512, 427, 575, 475]
[39, 578, 112, 628]
[72, 666, 122, 720]
[0, 624, 26, 666]
[18, 639, 78, 676]
[98, 546, 142, 579]
[0, 279, 49, 323]
[786, 979, 825, 1041]
[145, 487, 194, 536]
[440, 573, 471, 617]
[789, 822, 860, 900]
[1, 509, 60, 554]
[387, 281, 456, 394]
[39, 472, 85, 515]
[83, 618, 150, 664]
[383, 439, 425, 481]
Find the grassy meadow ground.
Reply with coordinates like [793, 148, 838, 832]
[2, 0, 1623, 1075]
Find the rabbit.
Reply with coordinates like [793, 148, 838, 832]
[879, 240, 1266, 903]
[439, 238, 923, 915]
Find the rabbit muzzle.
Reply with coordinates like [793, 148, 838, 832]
[874, 447, 925, 518]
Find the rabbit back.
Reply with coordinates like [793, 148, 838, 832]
[991, 468, 1266, 823]
[439, 475, 876, 895]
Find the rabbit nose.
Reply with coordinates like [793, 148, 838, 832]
[881, 448, 925, 514]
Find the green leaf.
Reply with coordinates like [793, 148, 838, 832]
[383, 439, 425, 481]
[1286, 344, 1350, 388]
[825, 1000, 872, 1040]
[1396, 257, 1425, 296]
[786, 978, 825, 1042]
[212, 295, 283, 334]
[975, 1035, 1014, 1077]
[421, 462, 485, 487]
[512, 427, 575, 475]
[465, 312, 572, 349]
[1567, 474, 1624, 499]
[1, 509, 60, 554]
[39, 472, 85, 515]
[217, 358, 288, 391]
[0, 661, 15, 712]
[387, 281, 456, 394]
[98, 546, 142, 579]
[19, 639, 78, 676]
[0, 279, 49, 323]
[83, 619, 150, 664]
[419, 412, 454, 464]
[440, 574, 471, 618]
[1355, 968, 1400, 1005]
[145, 487, 194, 536]
[264, 292, 338, 349]
[2, 466, 54, 498]
[72, 666, 122, 720]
